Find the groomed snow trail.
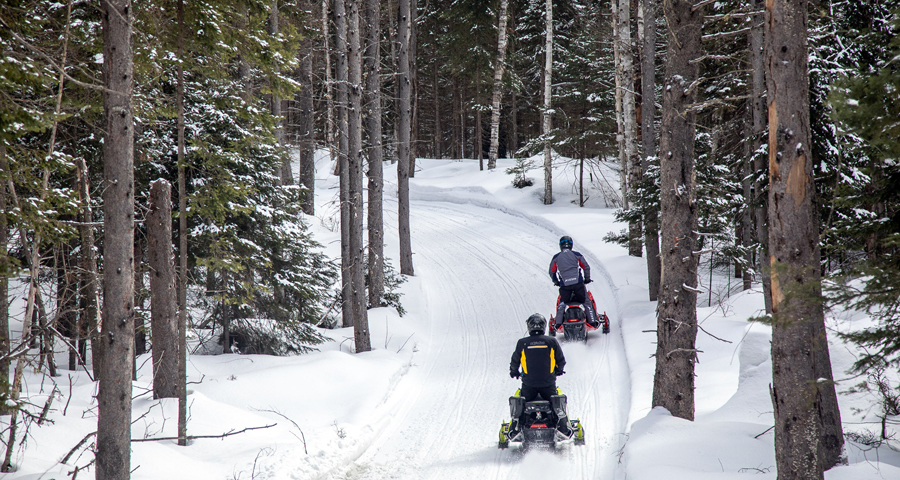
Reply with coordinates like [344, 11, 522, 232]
[329, 195, 631, 480]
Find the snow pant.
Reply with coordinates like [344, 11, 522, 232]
[520, 384, 558, 403]
[555, 283, 598, 327]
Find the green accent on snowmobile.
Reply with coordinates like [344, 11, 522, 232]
[571, 419, 585, 445]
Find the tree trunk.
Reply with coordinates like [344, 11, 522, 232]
[651, 0, 703, 422]
[299, 15, 316, 215]
[365, 0, 385, 308]
[324, 0, 337, 165]
[0, 142, 9, 416]
[452, 75, 460, 159]
[98, 0, 135, 476]
[269, 0, 291, 185]
[149, 180, 178, 399]
[613, 0, 626, 208]
[335, 0, 354, 328]
[348, 0, 370, 351]
[542, 0, 553, 205]
[433, 61, 442, 158]
[176, 0, 188, 446]
[59, 242, 79, 370]
[398, 0, 415, 275]
[76, 158, 101, 377]
[488, 0, 510, 170]
[408, 0, 418, 177]
[476, 69, 483, 170]
[641, 0, 661, 301]
[765, 0, 843, 476]
[618, 0, 641, 257]
[751, 0, 772, 315]
[741, 118, 753, 291]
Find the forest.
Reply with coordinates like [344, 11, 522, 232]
[1, 0, 899, 478]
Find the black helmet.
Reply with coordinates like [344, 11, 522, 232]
[559, 235, 573, 251]
[526, 313, 547, 334]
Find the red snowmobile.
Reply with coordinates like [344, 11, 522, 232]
[549, 291, 610, 342]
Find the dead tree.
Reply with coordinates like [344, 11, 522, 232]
[148, 180, 178, 399]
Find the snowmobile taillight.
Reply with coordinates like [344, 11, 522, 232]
[531, 424, 547, 428]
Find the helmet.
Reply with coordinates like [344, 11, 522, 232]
[526, 313, 547, 334]
[559, 236, 573, 251]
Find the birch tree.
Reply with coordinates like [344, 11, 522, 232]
[541, 0, 553, 205]
[616, 0, 640, 257]
[652, 0, 704, 421]
[487, 0, 509, 171]
[765, 0, 843, 476]
[97, 0, 135, 476]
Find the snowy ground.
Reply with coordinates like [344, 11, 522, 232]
[3, 151, 899, 480]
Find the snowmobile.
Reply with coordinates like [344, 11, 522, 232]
[498, 388, 585, 450]
[549, 291, 610, 342]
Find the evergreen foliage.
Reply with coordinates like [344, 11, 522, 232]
[827, 5, 900, 372]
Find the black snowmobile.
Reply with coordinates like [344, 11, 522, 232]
[498, 388, 585, 450]
[549, 291, 610, 342]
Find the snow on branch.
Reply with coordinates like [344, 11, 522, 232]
[681, 283, 705, 295]
[702, 27, 752, 42]
[692, 0, 718, 12]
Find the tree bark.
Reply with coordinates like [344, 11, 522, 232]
[269, 0, 291, 185]
[176, 0, 188, 446]
[542, 0, 553, 205]
[365, 0, 385, 307]
[652, 0, 703, 421]
[98, 0, 135, 476]
[324, 0, 337, 165]
[0, 142, 9, 416]
[397, 0, 414, 275]
[765, 0, 843, 476]
[751, 0, 772, 314]
[76, 158, 101, 377]
[476, 69, 483, 170]
[432, 61, 441, 158]
[408, 0, 418, 177]
[618, 0, 641, 257]
[641, 0, 661, 301]
[488, 0, 510, 170]
[348, 0, 370, 351]
[149, 180, 178, 399]
[335, 0, 354, 327]
[298, 11, 316, 215]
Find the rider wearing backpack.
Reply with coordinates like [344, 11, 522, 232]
[548, 236, 600, 329]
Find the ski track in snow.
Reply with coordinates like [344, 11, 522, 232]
[324, 191, 631, 480]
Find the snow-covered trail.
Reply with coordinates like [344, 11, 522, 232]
[330, 195, 631, 479]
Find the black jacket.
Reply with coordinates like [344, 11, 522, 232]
[510, 333, 566, 387]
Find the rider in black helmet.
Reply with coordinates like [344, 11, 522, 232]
[548, 236, 600, 330]
[509, 313, 566, 402]
[509, 313, 572, 437]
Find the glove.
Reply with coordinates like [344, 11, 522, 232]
[555, 368, 565, 376]
[510, 371, 520, 379]
[584, 278, 593, 284]
[553, 281, 560, 287]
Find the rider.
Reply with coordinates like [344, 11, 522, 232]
[509, 313, 572, 436]
[548, 235, 600, 329]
